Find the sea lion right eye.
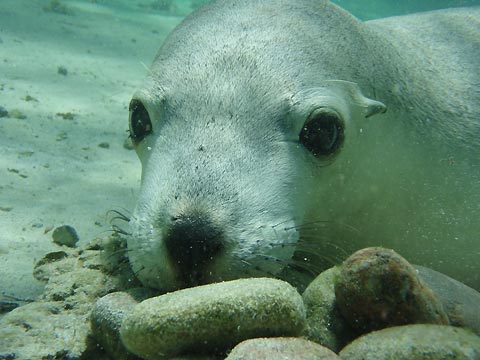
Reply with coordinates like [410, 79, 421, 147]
[299, 109, 344, 158]
[129, 99, 152, 144]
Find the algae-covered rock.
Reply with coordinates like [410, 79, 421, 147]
[301, 266, 356, 352]
[339, 324, 480, 360]
[91, 289, 158, 360]
[226, 337, 341, 360]
[0, 235, 140, 359]
[416, 265, 480, 336]
[120, 278, 306, 359]
[52, 225, 79, 248]
[0, 301, 96, 359]
[335, 247, 449, 333]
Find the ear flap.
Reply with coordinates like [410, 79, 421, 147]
[291, 80, 387, 121]
[364, 98, 388, 118]
[326, 80, 387, 118]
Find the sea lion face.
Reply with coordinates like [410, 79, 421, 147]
[127, 64, 385, 291]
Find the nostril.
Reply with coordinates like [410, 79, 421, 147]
[165, 211, 224, 284]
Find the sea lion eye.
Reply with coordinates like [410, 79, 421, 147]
[129, 99, 152, 144]
[299, 109, 344, 158]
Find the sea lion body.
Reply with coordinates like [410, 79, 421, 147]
[127, 0, 480, 291]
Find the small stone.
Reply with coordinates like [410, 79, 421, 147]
[302, 266, 356, 352]
[44, 0, 71, 14]
[334, 247, 449, 334]
[98, 142, 110, 149]
[8, 109, 26, 119]
[24, 95, 38, 102]
[56, 131, 68, 141]
[120, 278, 306, 359]
[226, 337, 341, 360]
[57, 65, 68, 75]
[339, 324, 480, 360]
[55, 112, 75, 120]
[0, 105, 8, 117]
[52, 225, 79, 248]
[18, 151, 34, 157]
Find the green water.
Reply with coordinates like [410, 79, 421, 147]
[333, 0, 480, 19]
[99, 0, 480, 19]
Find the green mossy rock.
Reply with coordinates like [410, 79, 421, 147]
[340, 324, 480, 360]
[120, 278, 306, 359]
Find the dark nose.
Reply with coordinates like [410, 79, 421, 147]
[165, 211, 224, 286]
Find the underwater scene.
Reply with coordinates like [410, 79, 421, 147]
[0, 0, 479, 359]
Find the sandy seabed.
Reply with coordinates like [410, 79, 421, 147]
[0, 0, 184, 301]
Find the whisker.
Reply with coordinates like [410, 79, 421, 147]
[270, 218, 300, 228]
[111, 225, 131, 236]
[285, 258, 325, 278]
[292, 219, 361, 234]
[140, 61, 154, 75]
[105, 248, 130, 259]
[106, 209, 131, 223]
[284, 220, 332, 231]
[133, 265, 146, 278]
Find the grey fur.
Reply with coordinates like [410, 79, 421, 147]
[128, 0, 480, 291]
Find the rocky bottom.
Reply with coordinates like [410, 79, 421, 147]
[0, 235, 479, 360]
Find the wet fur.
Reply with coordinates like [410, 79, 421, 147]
[127, 0, 480, 291]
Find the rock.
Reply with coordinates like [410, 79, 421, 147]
[301, 266, 356, 352]
[52, 225, 79, 248]
[120, 278, 306, 359]
[56, 112, 76, 120]
[334, 247, 449, 333]
[0, 235, 141, 359]
[339, 324, 480, 360]
[43, 0, 72, 15]
[0, 105, 8, 117]
[226, 337, 341, 360]
[43, 268, 117, 303]
[33, 250, 75, 282]
[8, 109, 26, 119]
[0, 301, 97, 359]
[91, 290, 157, 360]
[416, 265, 480, 336]
[57, 65, 69, 75]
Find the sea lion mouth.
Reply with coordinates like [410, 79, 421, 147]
[165, 211, 225, 287]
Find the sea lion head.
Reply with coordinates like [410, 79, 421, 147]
[124, 0, 387, 292]
[127, 65, 385, 291]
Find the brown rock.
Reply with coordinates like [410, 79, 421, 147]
[226, 337, 341, 360]
[334, 247, 448, 333]
[339, 324, 480, 360]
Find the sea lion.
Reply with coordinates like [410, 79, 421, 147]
[126, 0, 480, 291]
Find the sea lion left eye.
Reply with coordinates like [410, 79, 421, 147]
[129, 99, 152, 144]
[299, 109, 344, 158]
